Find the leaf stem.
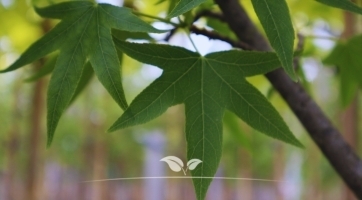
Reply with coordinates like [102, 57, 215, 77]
[181, 168, 186, 175]
[178, 15, 200, 54]
[132, 11, 179, 27]
[186, 31, 200, 54]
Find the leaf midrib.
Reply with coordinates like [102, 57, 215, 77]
[116, 44, 198, 63]
[100, 6, 153, 28]
[206, 57, 279, 75]
[95, 8, 127, 109]
[49, 9, 94, 137]
[199, 58, 205, 199]
[206, 60, 297, 143]
[39, 3, 93, 16]
[259, 0, 288, 68]
[113, 58, 200, 129]
[206, 57, 278, 67]
[19, 6, 93, 67]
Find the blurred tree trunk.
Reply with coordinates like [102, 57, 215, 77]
[79, 91, 93, 200]
[237, 148, 252, 200]
[341, 6, 359, 200]
[80, 121, 94, 200]
[4, 80, 22, 200]
[25, 20, 50, 200]
[273, 144, 284, 200]
[86, 91, 109, 200]
[25, 64, 45, 200]
[92, 129, 108, 200]
[341, 97, 359, 200]
[79, 90, 108, 200]
[308, 145, 322, 200]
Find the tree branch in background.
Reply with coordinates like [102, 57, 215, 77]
[190, 25, 253, 50]
[213, 0, 362, 198]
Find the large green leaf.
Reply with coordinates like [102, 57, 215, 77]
[0, 1, 163, 146]
[317, 0, 362, 15]
[110, 40, 303, 200]
[251, 0, 296, 80]
[323, 35, 362, 107]
[168, 0, 208, 18]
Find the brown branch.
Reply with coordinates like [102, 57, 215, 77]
[166, 11, 225, 42]
[189, 25, 253, 50]
[214, 0, 362, 198]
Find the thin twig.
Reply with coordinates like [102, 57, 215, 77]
[194, 10, 225, 22]
[186, 30, 200, 53]
[132, 11, 179, 27]
[164, 27, 179, 41]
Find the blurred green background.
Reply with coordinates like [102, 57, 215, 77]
[0, 0, 361, 199]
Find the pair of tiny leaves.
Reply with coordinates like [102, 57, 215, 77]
[0, 1, 164, 146]
[110, 39, 303, 200]
[160, 156, 202, 175]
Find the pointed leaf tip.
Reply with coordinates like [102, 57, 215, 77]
[107, 124, 118, 133]
[289, 71, 298, 82]
[46, 131, 55, 148]
[168, 0, 208, 18]
[251, 0, 296, 82]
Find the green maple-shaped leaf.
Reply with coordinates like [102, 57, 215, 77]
[324, 35, 362, 107]
[109, 40, 303, 200]
[168, 0, 208, 18]
[0, 1, 163, 146]
[251, 0, 296, 81]
[317, 0, 362, 15]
